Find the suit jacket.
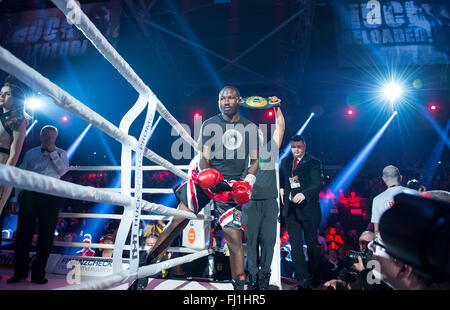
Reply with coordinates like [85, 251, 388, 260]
[280, 153, 324, 220]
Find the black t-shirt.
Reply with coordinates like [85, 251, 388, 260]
[251, 139, 279, 199]
[199, 114, 259, 180]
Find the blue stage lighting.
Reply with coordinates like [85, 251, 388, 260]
[421, 106, 450, 149]
[67, 124, 92, 161]
[25, 97, 42, 110]
[382, 81, 403, 102]
[423, 120, 450, 188]
[25, 119, 38, 136]
[320, 111, 398, 225]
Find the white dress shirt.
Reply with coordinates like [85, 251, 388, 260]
[19, 145, 69, 178]
[10, 145, 69, 202]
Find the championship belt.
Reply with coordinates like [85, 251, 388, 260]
[240, 96, 281, 109]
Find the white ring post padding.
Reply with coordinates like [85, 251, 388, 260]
[114, 94, 149, 273]
[68, 165, 190, 171]
[0, 164, 213, 222]
[0, 46, 189, 181]
[51, 0, 199, 154]
[57, 249, 213, 290]
[129, 92, 157, 277]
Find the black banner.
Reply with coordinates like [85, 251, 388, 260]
[0, 1, 122, 62]
[335, 0, 450, 66]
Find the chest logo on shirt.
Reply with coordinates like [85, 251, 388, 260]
[222, 129, 243, 151]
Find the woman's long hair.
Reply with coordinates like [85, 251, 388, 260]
[1, 79, 32, 131]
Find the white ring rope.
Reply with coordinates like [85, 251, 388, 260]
[57, 249, 213, 290]
[0, 164, 212, 222]
[68, 165, 190, 171]
[101, 188, 174, 194]
[0, 0, 213, 290]
[1, 239, 205, 253]
[58, 213, 172, 221]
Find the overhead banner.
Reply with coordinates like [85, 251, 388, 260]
[0, 1, 122, 62]
[334, 1, 450, 66]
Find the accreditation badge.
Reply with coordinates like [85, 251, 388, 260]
[289, 176, 301, 189]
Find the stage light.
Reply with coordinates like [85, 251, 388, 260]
[322, 111, 398, 228]
[25, 119, 38, 136]
[346, 108, 354, 116]
[267, 110, 274, 118]
[429, 104, 438, 112]
[382, 82, 403, 102]
[67, 124, 92, 161]
[25, 97, 42, 110]
[62, 115, 69, 122]
[193, 112, 201, 118]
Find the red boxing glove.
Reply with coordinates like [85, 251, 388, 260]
[197, 168, 224, 189]
[231, 181, 252, 205]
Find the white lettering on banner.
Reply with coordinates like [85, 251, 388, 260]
[366, 0, 382, 25]
[66, 260, 81, 285]
[341, 1, 434, 46]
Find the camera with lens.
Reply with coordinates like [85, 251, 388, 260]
[348, 249, 373, 265]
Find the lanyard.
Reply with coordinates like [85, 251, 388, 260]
[291, 158, 298, 176]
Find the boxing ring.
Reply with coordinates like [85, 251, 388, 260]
[0, 0, 216, 290]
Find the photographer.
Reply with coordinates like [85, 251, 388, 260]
[324, 231, 389, 290]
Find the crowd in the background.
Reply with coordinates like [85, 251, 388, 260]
[2, 163, 449, 286]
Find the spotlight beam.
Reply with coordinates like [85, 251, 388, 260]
[423, 120, 450, 188]
[421, 107, 450, 149]
[279, 112, 315, 161]
[25, 120, 38, 136]
[67, 124, 92, 161]
[329, 111, 398, 196]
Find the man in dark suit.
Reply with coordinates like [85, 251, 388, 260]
[279, 135, 324, 289]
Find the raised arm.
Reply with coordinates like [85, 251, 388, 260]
[271, 106, 285, 148]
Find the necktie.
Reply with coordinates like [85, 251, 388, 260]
[294, 158, 299, 169]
